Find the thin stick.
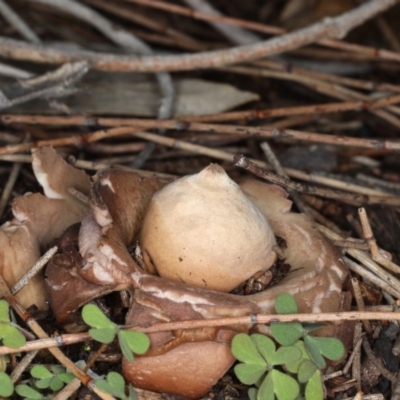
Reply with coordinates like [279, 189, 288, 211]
[10, 246, 58, 296]
[3, 115, 400, 152]
[0, 0, 40, 44]
[2, 309, 400, 356]
[319, 223, 400, 296]
[351, 279, 372, 334]
[53, 378, 82, 400]
[358, 207, 400, 274]
[333, 240, 369, 251]
[234, 155, 400, 206]
[224, 64, 400, 131]
[0, 61, 88, 111]
[182, 0, 258, 45]
[0, 332, 92, 355]
[0, 161, 22, 218]
[343, 329, 363, 375]
[0, 0, 397, 71]
[126, 0, 400, 64]
[345, 255, 400, 299]
[84, 0, 202, 51]
[10, 350, 39, 382]
[179, 94, 400, 123]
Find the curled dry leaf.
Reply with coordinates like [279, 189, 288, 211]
[0, 147, 90, 309]
[2, 148, 349, 398]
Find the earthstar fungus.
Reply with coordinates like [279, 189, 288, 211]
[0, 147, 349, 399]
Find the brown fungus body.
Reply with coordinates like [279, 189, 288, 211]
[139, 164, 277, 292]
[0, 147, 90, 309]
[33, 153, 350, 399]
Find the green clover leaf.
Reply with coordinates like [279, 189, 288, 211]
[95, 371, 127, 399]
[0, 371, 14, 398]
[118, 330, 150, 362]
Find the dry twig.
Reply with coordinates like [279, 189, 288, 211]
[0, 1, 397, 71]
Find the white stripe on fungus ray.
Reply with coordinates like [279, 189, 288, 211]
[329, 263, 346, 280]
[100, 177, 115, 193]
[34, 168, 64, 199]
[148, 286, 215, 306]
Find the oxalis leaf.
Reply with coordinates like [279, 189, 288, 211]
[269, 345, 302, 366]
[0, 323, 26, 348]
[248, 387, 258, 400]
[128, 384, 139, 400]
[15, 384, 43, 400]
[0, 371, 14, 398]
[258, 370, 299, 400]
[231, 333, 267, 366]
[275, 293, 298, 314]
[0, 301, 10, 323]
[95, 372, 126, 399]
[305, 370, 323, 400]
[304, 336, 326, 369]
[82, 304, 117, 330]
[234, 363, 268, 385]
[31, 365, 53, 380]
[298, 359, 318, 383]
[251, 334, 275, 364]
[285, 341, 309, 374]
[89, 327, 118, 344]
[307, 336, 345, 361]
[271, 293, 303, 346]
[270, 322, 303, 346]
[118, 330, 150, 362]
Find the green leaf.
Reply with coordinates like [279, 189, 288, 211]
[0, 301, 10, 323]
[15, 384, 43, 400]
[51, 365, 65, 375]
[0, 355, 8, 372]
[107, 371, 125, 391]
[285, 341, 309, 373]
[58, 372, 75, 384]
[231, 333, 267, 365]
[95, 372, 126, 399]
[298, 360, 318, 383]
[119, 332, 135, 362]
[305, 370, 323, 400]
[82, 304, 117, 330]
[128, 384, 139, 400]
[270, 346, 302, 366]
[0, 323, 26, 348]
[35, 377, 52, 389]
[257, 372, 274, 400]
[304, 336, 326, 369]
[234, 363, 267, 385]
[251, 334, 275, 364]
[302, 323, 326, 334]
[248, 387, 258, 400]
[308, 337, 345, 361]
[49, 377, 64, 392]
[271, 369, 300, 400]
[275, 293, 298, 314]
[31, 365, 53, 380]
[118, 330, 150, 361]
[0, 371, 14, 397]
[89, 327, 117, 344]
[271, 322, 303, 346]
